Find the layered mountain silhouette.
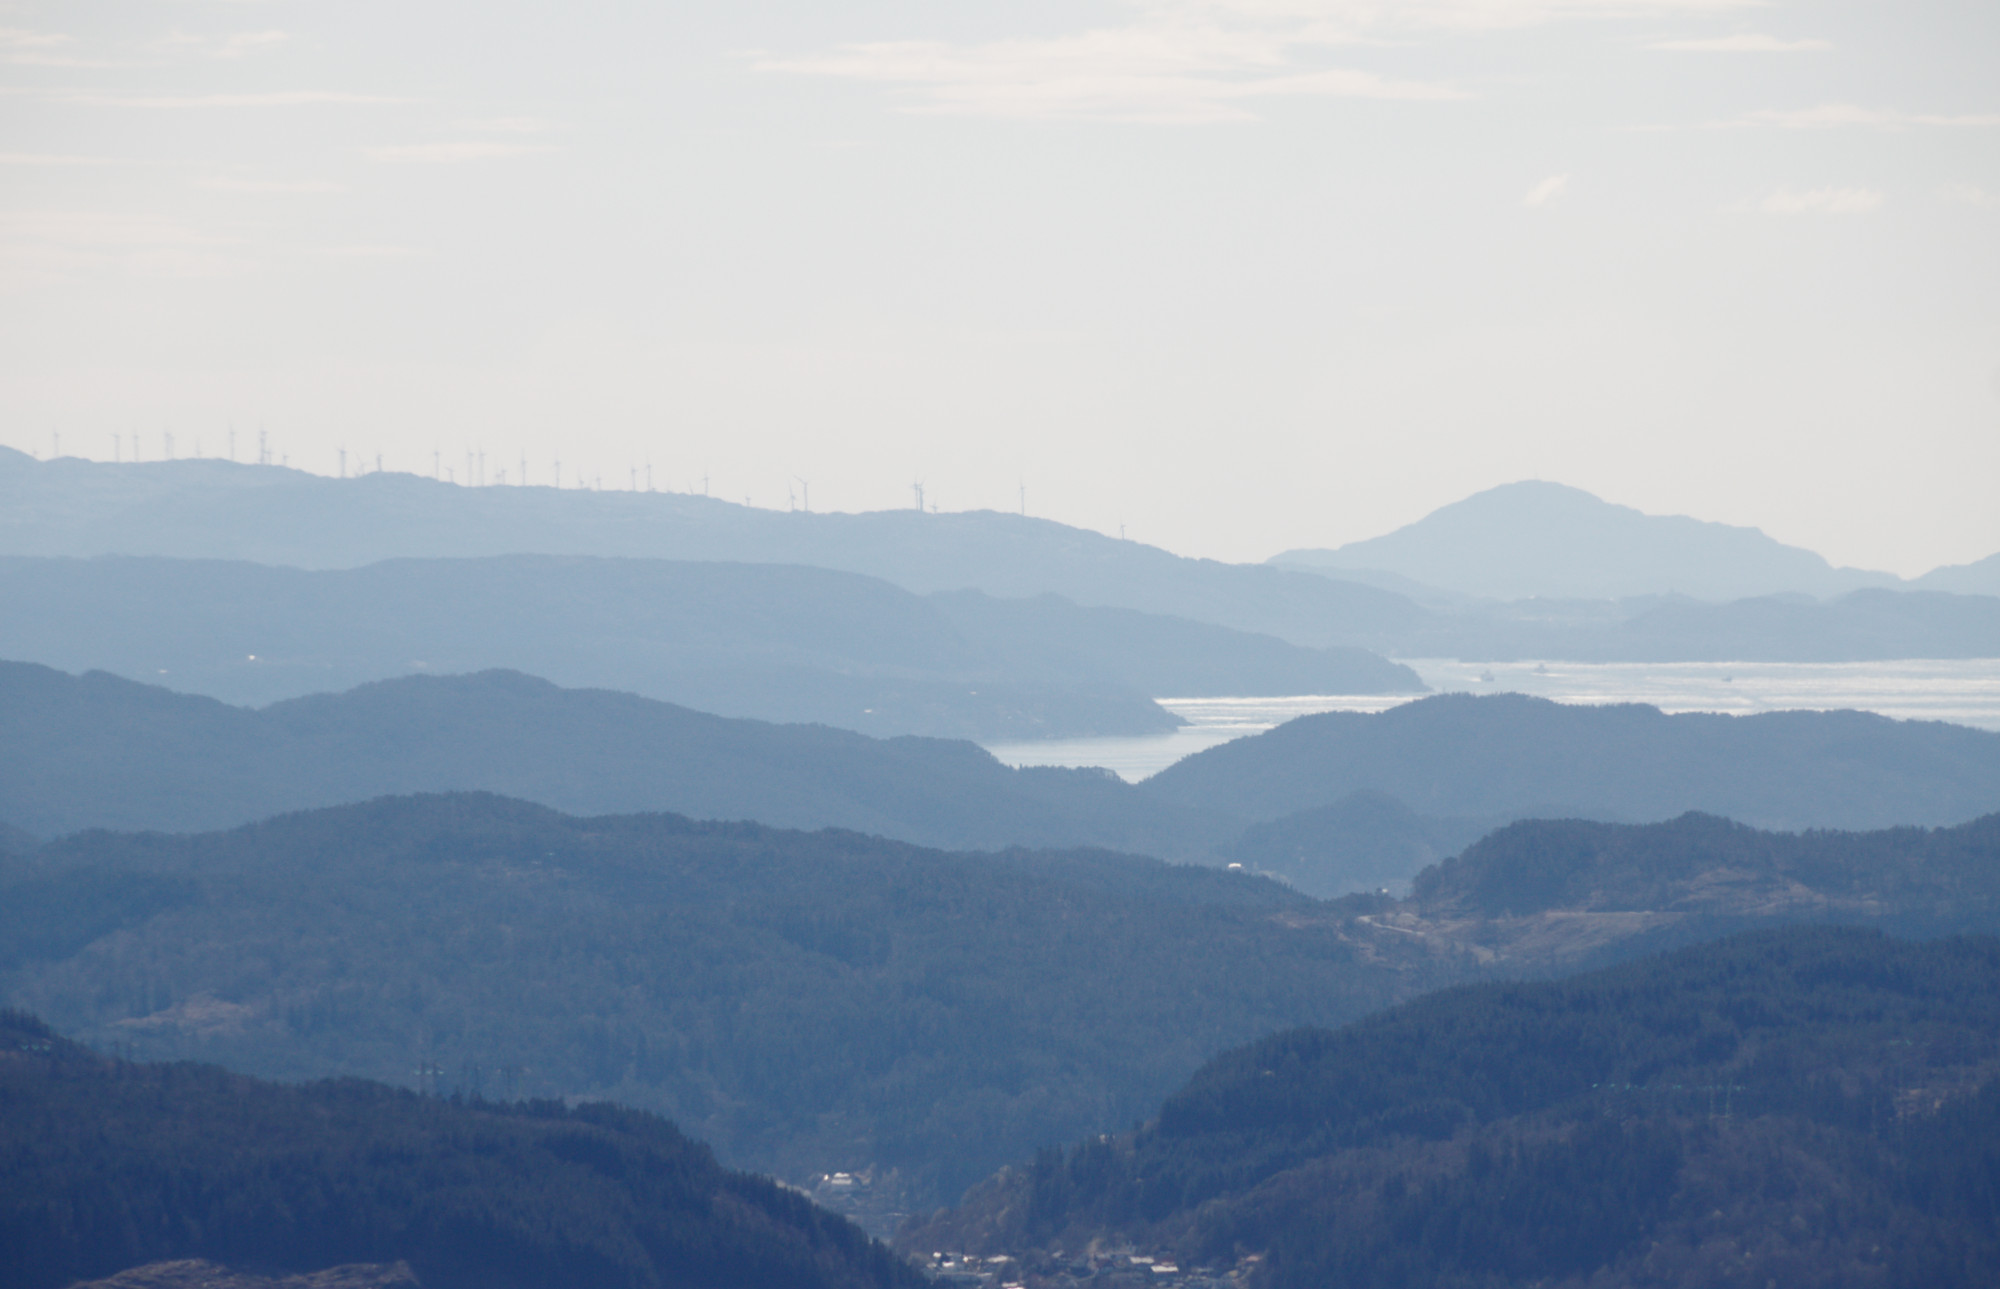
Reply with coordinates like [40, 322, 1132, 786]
[14, 664, 2000, 902]
[1388, 585, 2000, 662]
[8, 453, 1998, 661]
[0, 451, 1423, 649]
[1147, 691, 2000, 831]
[0, 554, 1420, 739]
[1918, 549, 2000, 596]
[0, 662, 1230, 854]
[14, 800, 2000, 1232]
[1272, 480, 1901, 601]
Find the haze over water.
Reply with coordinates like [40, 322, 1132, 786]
[983, 658, 2000, 782]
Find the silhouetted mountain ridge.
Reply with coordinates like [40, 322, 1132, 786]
[0, 662, 1233, 855]
[1146, 691, 2000, 831]
[0, 1010, 919, 1289]
[0, 553, 1421, 739]
[1272, 480, 1899, 601]
[0, 452, 1425, 649]
[9, 454, 1997, 661]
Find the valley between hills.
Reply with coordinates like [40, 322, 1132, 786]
[5, 457, 2000, 1289]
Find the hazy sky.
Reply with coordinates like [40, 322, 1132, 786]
[3, 0, 1996, 574]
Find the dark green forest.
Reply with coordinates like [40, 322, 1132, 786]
[14, 796, 2000, 1218]
[1416, 809, 2000, 927]
[909, 926, 2000, 1288]
[0, 793, 1439, 1206]
[0, 1010, 918, 1289]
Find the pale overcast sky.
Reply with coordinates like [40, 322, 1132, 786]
[2, 0, 1996, 574]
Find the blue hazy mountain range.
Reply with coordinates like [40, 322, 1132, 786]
[1387, 586, 2000, 663]
[0, 662, 1230, 855]
[1922, 550, 2000, 597]
[1271, 479, 2000, 602]
[1144, 690, 2000, 833]
[8, 451, 1998, 663]
[0, 448, 1424, 649]
[0, 554, 1419, 741]
[12, 664, 2000, 898]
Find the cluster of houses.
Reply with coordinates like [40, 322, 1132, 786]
[803, 1168, 1266, 1287]
[917, 1248, 1265, 1288]
[806, 1168, 911, 1240]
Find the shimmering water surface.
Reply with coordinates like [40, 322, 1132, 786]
[980, 658, 2000, 783]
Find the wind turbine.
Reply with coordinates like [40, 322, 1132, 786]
[912, 478, 925, 512]
[795, 476, 811, 513]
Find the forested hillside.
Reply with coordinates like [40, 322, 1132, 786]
[1414, 810, 2000, 928]
[1317, 811, 2000, 971]
[0, 1011, 918, 1289]
[12, 797, 2000, 1221]
[0, 794, 1435, 1209]
[906, 927, 2000, 1288]
[1219, 792, 1495, 898]
[1150, 691, 2000, 830]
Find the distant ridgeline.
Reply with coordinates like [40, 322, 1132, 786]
[7, 796, 2000, 1216]
[0, 452, 1427, 651]
[1268, 480, 1906, 602]
[5, 453, 1999, 662]
[0, 1011, 919, 1289]
[0, 661, 1234, 856]
[0, 553, 1420, 742]
[1151, 690, 2000, 832]
[905, 926, 2000, 1289]
[1267, 480, 2000, 658]
[11, 665, 2000, 898]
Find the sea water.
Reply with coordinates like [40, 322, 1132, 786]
[979, 658, 2000, 783]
